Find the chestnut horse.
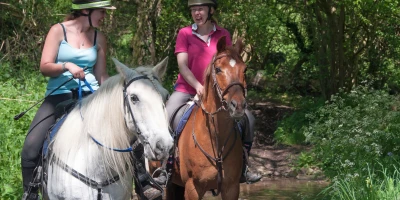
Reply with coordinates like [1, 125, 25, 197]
[167, 36, 247, 200]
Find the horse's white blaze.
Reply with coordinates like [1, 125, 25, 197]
[45, 57, 173, 200]
[229, 58, 236, 67]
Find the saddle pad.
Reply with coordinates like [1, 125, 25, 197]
[172, 101, 195, 139]
[42, 114, 68, 158]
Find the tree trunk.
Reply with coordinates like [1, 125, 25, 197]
[131, 0, 160, 65]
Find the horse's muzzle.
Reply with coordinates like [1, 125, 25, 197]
[228, 99, 247, 119]
[146, 135, 173, 161]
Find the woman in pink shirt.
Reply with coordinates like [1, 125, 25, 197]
[161, 0, 261, 185]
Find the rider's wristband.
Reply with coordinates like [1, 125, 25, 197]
[61, 62, 68, 72]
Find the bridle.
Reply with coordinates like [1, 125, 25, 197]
[92, 72, 166, 152]
[193, 52, 247, 196]
[122, 74, 163, 149]
[200, 53, 247, 115]
[53, 72, 167, 200]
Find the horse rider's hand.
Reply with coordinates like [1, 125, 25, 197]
[65, 62, 85, 80]
[195, 84, 204, 96]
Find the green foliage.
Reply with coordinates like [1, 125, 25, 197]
[323, 164, 400, 200]
[3, 0, 400, 198]
[295, 152, 317, 170]
[304, 86, 400, 179]
[0, 60, 46, 199]
[275, 97, 325, 145]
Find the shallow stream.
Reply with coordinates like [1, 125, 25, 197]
[203, 178, 329, 200]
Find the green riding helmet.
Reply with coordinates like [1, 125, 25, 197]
[72, 0, 116, 10]
[188, 0, 217, 8]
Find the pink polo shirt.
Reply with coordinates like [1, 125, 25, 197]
[174, 23, 232, 95]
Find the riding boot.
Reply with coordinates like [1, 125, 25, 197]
[240, 142, 262, 184]
[133, 144, 163, 200]
[21, 167, 39, 200]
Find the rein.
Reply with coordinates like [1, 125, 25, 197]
[191, 105, 239, 196]
[190, 53, 246, 196]
[54, 73, 165, 200]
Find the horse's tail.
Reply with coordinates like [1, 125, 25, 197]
[166, 183, 185, 200]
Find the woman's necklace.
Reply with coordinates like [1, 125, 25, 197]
[78, 32, 85, 47]
[74, 25, 85, 47]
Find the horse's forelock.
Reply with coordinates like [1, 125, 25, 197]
[135, 66, 157, 79]
[203, 47, 242, 100]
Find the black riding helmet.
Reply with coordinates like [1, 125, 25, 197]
[71, 0, 116, 27]
[188, 0, 217, 22]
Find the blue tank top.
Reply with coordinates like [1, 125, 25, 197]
[45, 23, 99, 96]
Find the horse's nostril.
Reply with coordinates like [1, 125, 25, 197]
[230, 100, 238, 108]
[156, 141, 164, 150]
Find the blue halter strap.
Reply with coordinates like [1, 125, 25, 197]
[89, 135, 139, 152]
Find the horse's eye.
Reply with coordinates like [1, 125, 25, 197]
[130, 94, 139, 103]
[215, 67, 222, 74]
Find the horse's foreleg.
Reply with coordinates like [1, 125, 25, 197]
[221, 183, 240, 200]
[166, 183, 184, 200]
[184, 179, 204, 200]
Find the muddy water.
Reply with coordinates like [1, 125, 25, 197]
[203, 178, 329, 200]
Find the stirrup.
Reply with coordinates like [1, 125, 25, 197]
[22, 166, 42, 200]
[152, 167, 168, 186]
[240, 166, 262, 184]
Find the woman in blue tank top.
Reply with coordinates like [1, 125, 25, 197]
[21, 1, 114, 199]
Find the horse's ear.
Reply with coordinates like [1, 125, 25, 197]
[217, 36, 227, 53]
[153, 57, 168, 79]
[234, 37, 244, 54]
[112, 57, 132, 81]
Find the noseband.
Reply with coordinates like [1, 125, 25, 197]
[210, 53, 246, 111]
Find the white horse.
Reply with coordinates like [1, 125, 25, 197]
[43, 57, 173, 200]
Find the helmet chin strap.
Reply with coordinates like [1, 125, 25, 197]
[206, 5, 213, 22]
[88, 10, 94, 27]
[79, 9, 94, 27]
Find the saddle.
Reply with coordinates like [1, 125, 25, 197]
[23, 85, 94, 199]
[43, 89, 93, 157]
[162, 98, 249, 185]
[169, 98, 249, 145]
[170, 100, 196, 139]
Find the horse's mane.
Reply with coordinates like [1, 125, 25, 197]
[203, 46, 242, 100]
[50, 66, 158, 185]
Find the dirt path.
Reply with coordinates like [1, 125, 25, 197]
[248, 101, 323, 180]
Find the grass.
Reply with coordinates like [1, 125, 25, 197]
[323, 164, 400, 200]
[0, 62, 46, 199]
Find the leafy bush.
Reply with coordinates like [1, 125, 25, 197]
[0, 60, 46, 199]
[275, 97, 325, 145]
[304, 86, 400, 179]
[323, 164, 400, 200]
